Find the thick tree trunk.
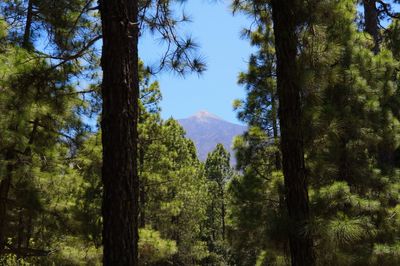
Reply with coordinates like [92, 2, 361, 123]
[22, 0, 34, 49]
[363, 0, 380, 54]
[99, 0, 139, 265]
[271, 1, 315, 265]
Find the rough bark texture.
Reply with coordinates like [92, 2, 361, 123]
[99, 0, 139, 265]
[271, 1, 315, 265]
[363, 0, 380, 54]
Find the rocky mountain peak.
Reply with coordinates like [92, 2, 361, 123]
[190, 110, 222, 121]
[178, 111, 247, 164]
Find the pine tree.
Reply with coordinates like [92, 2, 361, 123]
[99, 1, 205, 263]
[270, 1, 316, 264]
[204, 144, 233, 262]
[98, 0, 140, 264]
[228, 127, 286, 265]
[300, 1, 400, 264]
[0, 22, 88, 262]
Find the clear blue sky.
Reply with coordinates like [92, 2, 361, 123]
[139, 0, 253, 124]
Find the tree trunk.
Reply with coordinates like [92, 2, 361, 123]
[271, 1, 315, 265]
[338, 137, 349, 182]
[271, 93, 281, 170]
[221, 187, 225, 240]
[99, 0, 139, 264]
[22, 0, 34, 49]
[139, 186, 146, 228]
[0, 151, 13, 254]
[0, 177, 11, 254]
[16, 209, 24, 261]
[139, 146, 146, 228]
[25, 212, 33, 249]
[211, 198, 215, 242]
[363, 0, 380, 54]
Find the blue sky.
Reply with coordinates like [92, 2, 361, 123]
[139, 0, 254, 124]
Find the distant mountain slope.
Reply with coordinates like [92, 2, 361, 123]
[178, 111, 247, 164]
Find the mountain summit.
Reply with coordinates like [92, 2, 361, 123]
[190, 110, 222, 121]
[178, 111, 247, 164]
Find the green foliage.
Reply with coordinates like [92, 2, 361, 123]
[205, 144, 231, 185]
[74, 133, 102, 247]
[228, 128, 286, 265]
[140, 116, 210, 264]
[72, 68, 214, 265]
[202, 144, 233, 263]
[0, 15, 99, 265]
[0, 19, 6, 39]
[230, 0, 400, 265]
[139, 228, 177, 265]
[1, 0, 400, 265]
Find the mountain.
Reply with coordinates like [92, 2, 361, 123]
[178, 111, 247, 164]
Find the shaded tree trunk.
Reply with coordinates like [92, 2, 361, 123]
[363, 0, 380, 54]
[271, 1, 315, 265]
[0, 149, 15, 254]
[339, 137, 350, 182]
[16, 209, 24, 261]
[139, 146, 146, 228]
[25, 212, 33, 249]
[271, 94, 281, 170]
[0, 174, 11, 254]
[22, 0, 34, 49]
[99, 0, 139, 264]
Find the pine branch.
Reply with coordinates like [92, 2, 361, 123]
[376, 0, 400, 19]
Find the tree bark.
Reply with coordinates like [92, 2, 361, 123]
[271, 1, 315, 265]
[0, 151, 14, 254]
[99, 0, 139, 265]
[22, 0, 34, 49]
[271, 93, 281, 170]
[363, 0, 380, 54]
